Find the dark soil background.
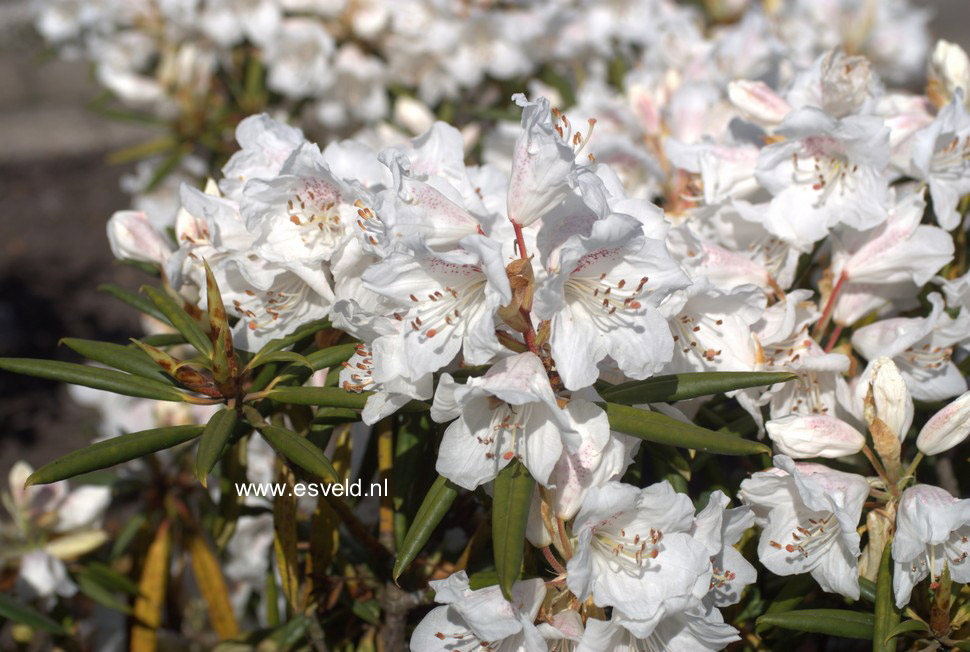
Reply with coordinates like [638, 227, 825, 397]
[0, 0, 967, 480]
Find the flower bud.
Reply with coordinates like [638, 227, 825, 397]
[106, 210, 170, 265]
[862, 357, 913, 441]
[498, 258, 535, 334]
[766, 414, 865, 459]
[916, 389, 970, 456]
[928, 40, 970, 108]
[727, 80, 791, 126]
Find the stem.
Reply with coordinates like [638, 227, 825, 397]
[813, 270, 848, 338]
[541, 546, 567, 575]
[823, 324, 844, 353]
[512, 222, 529, 260]
[902, 452, 924, 484]
[556, 517, 573, 560]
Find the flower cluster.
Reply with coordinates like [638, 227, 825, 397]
[14, 0, 970, 648]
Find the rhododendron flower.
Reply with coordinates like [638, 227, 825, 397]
[410, 571, 546, 652]
[892, 484, 970, 607]
[740, 456, 868, 599]
[916, 390, 970, 456]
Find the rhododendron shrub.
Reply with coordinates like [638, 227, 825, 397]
[3, 0, 970, 650]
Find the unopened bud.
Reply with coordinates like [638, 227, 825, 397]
[928, 40, 970, 108]
[106, 210, 169, 265]
[727, 80, 791, 126]
[766, 414, 865, 459]
[862, 357, 913, 441]
[916, 390, 970, 456]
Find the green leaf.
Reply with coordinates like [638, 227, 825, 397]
[599, 371, 797, 405]
[142, 285, 213, 358]
[249, 350, 314, 372]
[26, 425, 205, 485]
[603, 403, 771, 456]
[859, 576, 877, 604]
[305, 343, 359, 371]
[60, 338, 174, 384]
[392, 475, 460, 581]
[196, 408, 240, 487]
[0, 358, 187, 402]
[80, 562, 141, 596]
[76, 572, 133, 614]
[265, 386, 431, 413]
[97, 283, 168, 323]
[884, 619, 928, 641]
[257, 424, 337, 482]
[138, 333, 186, 347]
[204, 261, 237, 391]
[874, 540, 901, 651]
[756, 609, 874, 640]
[256, 318, 332, 356]
[492, 460, 534, 600]
[0, 593, 67, 635]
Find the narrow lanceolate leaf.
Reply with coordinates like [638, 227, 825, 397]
[256, 318, 332, 356]
[142, 285, 213, 358]
[274, 468, 300, 611]
[248, 350, 314, 372]
[204, 262, 237, 392]
[258, 425, 337, 482]
[98, 283, 168, 323]
[599, 371, 797, 405]
[76, 572, 132, 614]
[266, 386, 430, 413]
[756, 609, 874, 640]
[604, 403, 771, 456]
[59, 338, 173, 384]
[195, 408, 239, 487]
[0, 593, 67, 635]
[393, 475, 460, 581]
[884, 619, 928, 641]
[0, 358, 186, 402]
[305, 343, 358, 371]
[874, 540, 900, 651]
[130, 339, 218, 397]
[188, 532, 239, 639]
[492, 460, 535, 600]
[131, 520, 171, 652]
[26, 425, 205, 486]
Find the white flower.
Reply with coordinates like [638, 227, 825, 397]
[911, 91, 970, 230]
[852, 294, 970, 401]
[892, 484, 970, 608]
[362, 234, 511, 377]
[739, 455, 868, 599]
[566, 481, 713, 628]
[410, 571, 546, 652]
[506, 95, 584, 229]
[830, 190, 954, 326]
[535, 210, 690, 390]
[219, 114, 307, 202]
[766, 414, 866, 460]
[431, 353, 581, 490]
[916, 390, 970, 456]
[752, 107, 891, 245]
[691, 491, 758, 607]
[578, 604, 740, 652]
[264, 18, 335, 99]
[853, 357, 914, 442]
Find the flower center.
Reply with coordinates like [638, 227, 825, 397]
[791, 144, 858, 208]
[231, 274, 310, 332]
[931, 134, 970, 179]
[769, 514, 838, 558]
[593, 525, 663, 573]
